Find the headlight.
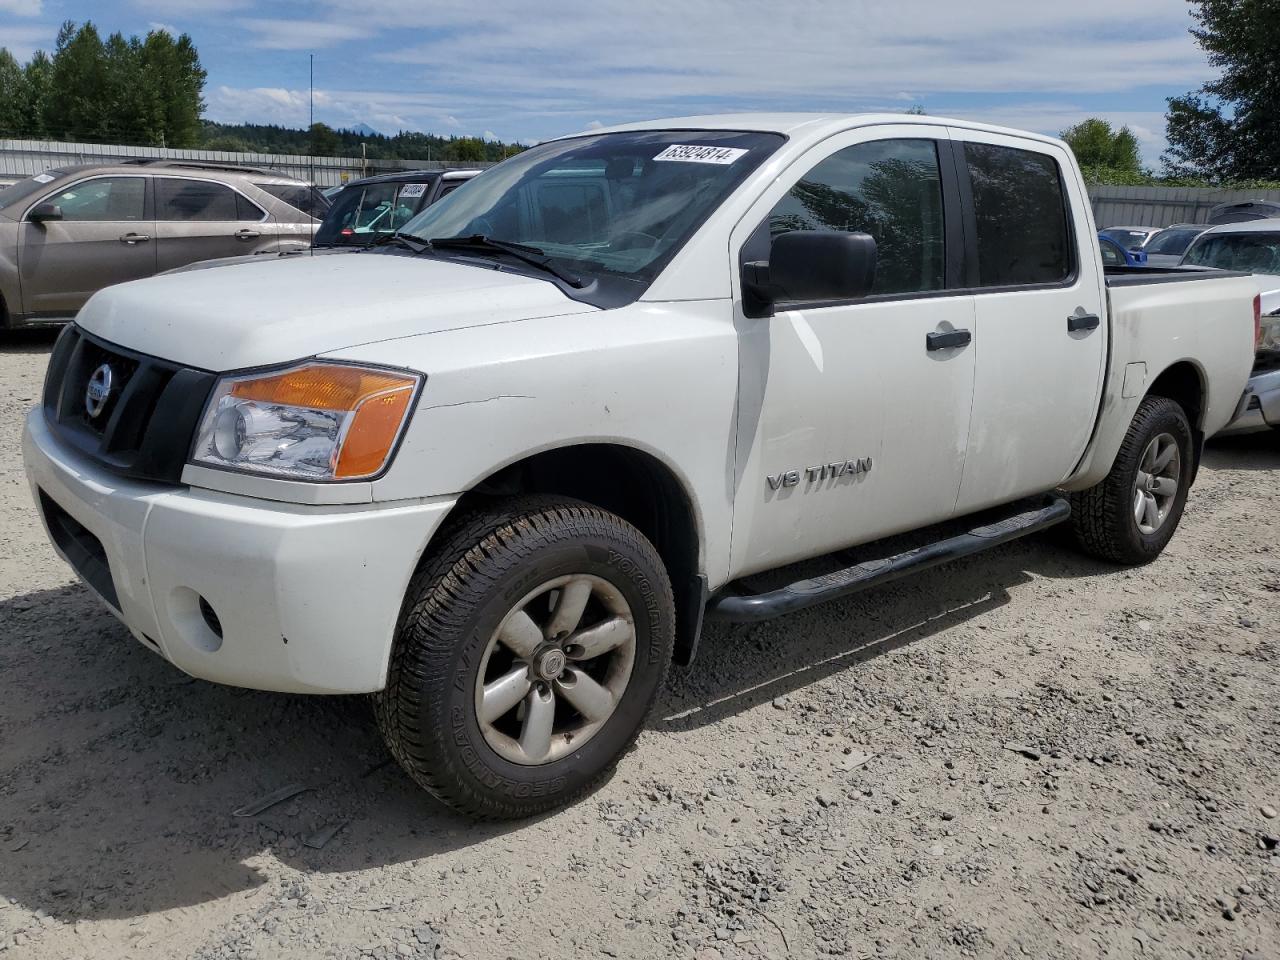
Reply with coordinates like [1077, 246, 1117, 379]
[191, 362, 421, 481]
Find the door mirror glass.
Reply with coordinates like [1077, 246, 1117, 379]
[745, 230, 877, 307]
[28, 201, 63, 223]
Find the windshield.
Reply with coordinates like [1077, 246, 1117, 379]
[1182, 232, 1280, 275]
[1144, 228, 1202, 256]
[398, 130, 784, 297]
[0, 170, 68, 211]
[314, 179, 433, 246]
[1101, 228, 1152, 250]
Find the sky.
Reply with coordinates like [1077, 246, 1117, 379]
[0, 0, 1213, 165]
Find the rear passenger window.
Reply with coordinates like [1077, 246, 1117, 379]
[236, 192, 263, 221]
[964, 143, 1072, 287]
[156, 178, 240, 221]
[767, 139, 945, 296]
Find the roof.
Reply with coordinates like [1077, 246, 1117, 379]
[1198, 217, 1280, 235]
[340, 168, 480, 189]
[566, 112, 1068, 150]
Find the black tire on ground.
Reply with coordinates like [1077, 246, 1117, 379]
[374, 496, 675, 820]
[1068, 395, 1194, 565]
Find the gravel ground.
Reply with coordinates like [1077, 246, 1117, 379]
[1, 330, 1278, 960]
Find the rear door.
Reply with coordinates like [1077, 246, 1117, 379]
[949, 132, 1107, 513]
[153, 176, 274, 270]
[17, 175, 155, 318]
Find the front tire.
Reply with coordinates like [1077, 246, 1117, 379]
[374, 497, 674, 819]
[1068, 396, 1194, 565]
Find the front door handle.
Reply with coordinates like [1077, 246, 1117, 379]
[1068, 312, 1101, 332]
[234, 229, 261, 241]
[926, 329, 972, 351]
[118, 232, 151, 244]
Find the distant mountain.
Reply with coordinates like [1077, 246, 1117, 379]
[343, 123, 382, 137]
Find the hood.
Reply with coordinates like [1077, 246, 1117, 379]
[75, 251, 598, 371]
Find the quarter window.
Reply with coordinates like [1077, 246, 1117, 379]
[964, 143, 1072, 287]
[156, 178, 242, 221]
[44, 177, 145, 221]
[767, 139, 946, 296]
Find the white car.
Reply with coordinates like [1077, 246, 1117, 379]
[1183, 219, 1280, 433]
[1142, 224, 1209, 268]
[23, 113, 1257, 818]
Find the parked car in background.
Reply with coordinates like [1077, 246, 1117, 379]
[1181, 219, 1280, 290]
[1099, 233, 1148, 267]
[1142, 224, 1208, 267]
[1206, 200, 1280, 225]
[0, 161, 326, 328]
[1100, 225, 1159, 250]
[23, 113, 1257, 819]
[1185, 219, 1280, 434]
[313, 170, 480, 248]
[164, 169, 483, 275]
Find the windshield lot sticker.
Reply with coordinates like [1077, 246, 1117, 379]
[399, 183, 427, 198]
[653, 144, 748, 164]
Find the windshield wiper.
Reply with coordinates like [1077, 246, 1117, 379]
[427, 234, 586, 288]
[367, 232, 430, 254]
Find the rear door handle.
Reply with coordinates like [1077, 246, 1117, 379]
[118, 232, 151, 244]
[1068, 313, 1101, 332]
[926, 329, 972, 351]
[234, 229, 261, 240]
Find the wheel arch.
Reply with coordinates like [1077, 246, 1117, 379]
[1145, 359, 1207, 485]
[450, 441, 708, 666]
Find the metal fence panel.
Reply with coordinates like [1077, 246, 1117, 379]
[1089, 184, 1280, 228]
[0, 138, 493, 187]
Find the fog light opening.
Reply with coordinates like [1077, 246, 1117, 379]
[198, 595, 224, 639]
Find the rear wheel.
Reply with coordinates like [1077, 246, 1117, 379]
[374, 497, 674, 819]
[1069, 396, 1194, 564]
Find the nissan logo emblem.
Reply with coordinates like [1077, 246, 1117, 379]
[85, 364, 114, 418]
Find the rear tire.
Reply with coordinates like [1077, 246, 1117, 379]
[1068, 396, 1194, 565]
[374, 496, 674, 820]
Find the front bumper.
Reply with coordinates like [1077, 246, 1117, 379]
[23, 408, 455, 694]
[1220, 364, 1280, 435]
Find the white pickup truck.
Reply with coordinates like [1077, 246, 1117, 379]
[23, 114, 1258, 819]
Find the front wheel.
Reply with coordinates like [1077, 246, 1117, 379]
[374, 497, 674, 819]
[1068, 395, 1194, 565]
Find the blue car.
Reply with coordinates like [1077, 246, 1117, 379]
[1099, 233, 1148, 267]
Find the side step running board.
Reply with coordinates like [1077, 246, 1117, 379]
[706, 497, 1071, 623]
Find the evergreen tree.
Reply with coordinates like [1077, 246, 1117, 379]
[1164, 0, 1280, 180]
[0, 49, 25, 136]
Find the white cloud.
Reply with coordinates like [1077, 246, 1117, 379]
[0, 0, 41, 15]
[199, 0, 1211, 150]
[131, 0, 251, 12]
[0, 24, 50, 60]
[238, 18, 373, 50]
[148, 21, 180, 35]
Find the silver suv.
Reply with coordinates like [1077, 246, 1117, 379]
[0, 161, 328, 329]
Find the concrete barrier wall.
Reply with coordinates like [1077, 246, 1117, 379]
[0, 138, 494, 187]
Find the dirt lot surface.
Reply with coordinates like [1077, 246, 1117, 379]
[1, 330, 1278, 960]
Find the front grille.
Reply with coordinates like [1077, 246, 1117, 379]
[42, 325, 217, 484]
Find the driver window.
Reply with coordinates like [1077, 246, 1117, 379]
[45, 177, 145, 222]
[766, 139, 945, 296]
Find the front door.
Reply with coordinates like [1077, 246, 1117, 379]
[948, 132, 1108, 513]
[17, 175, 155, 318]
[729, 127, 978, 577]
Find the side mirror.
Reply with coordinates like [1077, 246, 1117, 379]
[743, 231, 877, 311]
[28, 202, 63, 223]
